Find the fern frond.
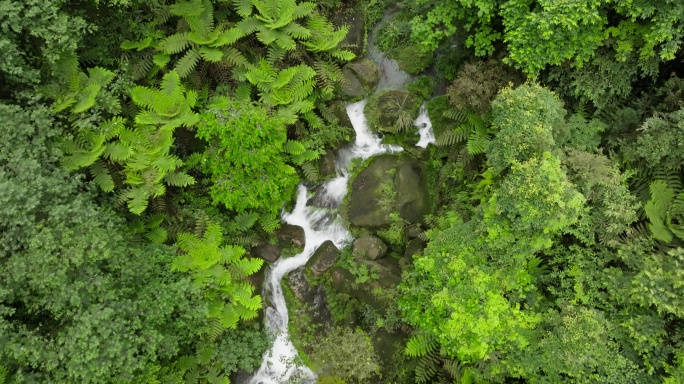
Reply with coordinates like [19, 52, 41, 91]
[405, 333, 437, 357]
[159, 32, 191, 54]
[443, 108, 467, 122]
[175, 49, 202, 78]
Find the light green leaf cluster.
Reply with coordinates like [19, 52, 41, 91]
[196, 97, 300, 216]
[173, 223, 264, 334]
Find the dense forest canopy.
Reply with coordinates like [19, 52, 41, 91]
[0, 0, 683, 383]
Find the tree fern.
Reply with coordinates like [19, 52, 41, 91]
[644, 180, 684, 243]
[405, 333, 437, 357]
[173, 223, 264, 335]
[301, 161, 320, 181]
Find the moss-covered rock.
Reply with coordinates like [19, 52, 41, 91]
[341, 67, 367, 98]
[347, 58, 379, 89]
[345, 153, 430, 230]
[318, 149, 337, 179]
[341, 58, 380, 99]
[395, 156, 430, 224]
[347, 154, 397, 229]
[353, 236, 388, 260]
[306, 240, 341, 277]
[364, 90, 421, 134]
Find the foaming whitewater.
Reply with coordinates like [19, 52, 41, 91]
[414, 103, 435, 148]
[346, 99, 403, 160]
[248, 183, 352, 384]
[248, 99, 399, 384]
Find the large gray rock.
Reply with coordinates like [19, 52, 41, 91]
[346, 154, 430, 229]
[353, 236, 388, 260]
[341, 67, 366, 98]
[403, 237, 427, 264]
[306, 240, 340, 277]
[252, 243, 280, 263]
[318, 149, 337, 179]
[347, 154, 397, 229]
[276, 224, 305, 249]
[347, 58, 379, 90]
[403, 223, 424, 239]
[395, 156, 430, 224]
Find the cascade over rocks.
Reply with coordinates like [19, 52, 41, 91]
[353, 236, 388, 260]
[306, 240, 341, 277]
[346, 153, 430, 229]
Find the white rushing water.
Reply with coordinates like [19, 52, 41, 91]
[414, 103, 435, 148]
[248, 99, 402, 384]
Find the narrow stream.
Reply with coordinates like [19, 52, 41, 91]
[247, 100, 403, 384]
[248, 12, 434, 381]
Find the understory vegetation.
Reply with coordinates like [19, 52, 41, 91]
[1, 0, 683, 383]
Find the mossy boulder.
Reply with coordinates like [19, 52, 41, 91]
[364, 90, 421, 134]
[403, 237, 427, 265]
[347, 59, 379, 89]
[353, 236, 388, 260]
[341, 67, 367, 98]
[251, 243, 280, 263]
[403, 223, 424, 239]
[346, 154, 397, 229]
[330, 100, 354, 130]
[395, 156, 430, 224]
[276, 224, 305, 249]
[329, 261, 401, 312]
[346, 153, 430, 229]
[341, 58, 380, 99]
[306, 240, 341, 277]
[318, 149, 337, 179]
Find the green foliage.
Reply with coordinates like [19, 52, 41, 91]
[631, 248, 684, 317]
[0, 102, 205, 383]
[435, 111, 492, 156]
[196, 97, 299, 219]
[173, 223, 263, 334]
[487, 83, 564, 174]
[619, 108, 684, 171]
[401, 84, 583, 365]
[309, 327, 380, 382]
[44, 53, 116, 114]
[644, 180, 684, 243]
[407, 76, 437, 100]
[502, 307, 648, 383]
[394, 45, 433, 75]
[446, 60, 523, 114]
[0, 0, 90, 86]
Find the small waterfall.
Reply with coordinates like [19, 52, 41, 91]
[248, 100, 400, 384]
[414, 103, 435, 148]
